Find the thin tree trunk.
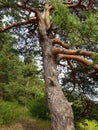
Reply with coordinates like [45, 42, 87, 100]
[39, 35, 75, 130]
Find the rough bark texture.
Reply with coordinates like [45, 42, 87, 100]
[40, 35, 75, 130]
[38, 12, 75, 129]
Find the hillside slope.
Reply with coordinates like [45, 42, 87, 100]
[0, 119, 51, 130]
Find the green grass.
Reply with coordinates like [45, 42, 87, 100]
[0, 100, 25, 125]
[0, 99, 51, 129]
[79, 120, 98, 130]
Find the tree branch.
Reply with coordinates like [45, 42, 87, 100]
[65, 0, 87, 10]
[52, 38, 70, 49]
[57, 54, 98, 72]
[64, 0, 94, 10]
[0, 17, 37, 32]
[52, 47, 97, 57]
[17, 3, 40, 16]
[0, 2, 41, 20]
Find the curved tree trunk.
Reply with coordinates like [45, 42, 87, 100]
[38, 2, 75, 129]
[39, 34, 75, 130]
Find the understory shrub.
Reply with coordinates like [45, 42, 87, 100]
[28, 97, 50, 120]
[0, 99, 23, 125]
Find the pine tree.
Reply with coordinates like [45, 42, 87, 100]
[0, 0, 98, 129]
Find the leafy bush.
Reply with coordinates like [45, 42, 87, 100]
[28, 97, 50, 120]
[0, 100, 23, 125]
[77, 120, 98, 130]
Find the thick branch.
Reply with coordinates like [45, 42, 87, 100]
[0, 18, 37, 32]
[52, 47, 97, 57]
[52, 38, 70, 49]
[58, 54, 98, 72]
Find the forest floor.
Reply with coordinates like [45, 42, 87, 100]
[0, 119, 51, 130]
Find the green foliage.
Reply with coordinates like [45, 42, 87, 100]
[51, 0, 80, 30]
[23, 57, 39, 78]
[51, 0, 98, 46]
[0, 100, 23, 125]
[78, 120, 98, 130]
[0, 32, 45, 103]
[51, 0, 81, 44]
[91, 54, 98, 64]
[28, 97, 50, 120]
[26, 71, 49, 120]
[72, 100, 83, 121]
[0, 32, 49, 123]
[79, 12, 98, 44]
[0, 33, 25, 101]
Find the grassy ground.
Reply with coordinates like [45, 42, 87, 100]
[1, 118, 98, 130]
[0, 117, 51, 130]
[0, 100, 98, 130]
[0, 100, 51, 130]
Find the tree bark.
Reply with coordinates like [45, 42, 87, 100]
[39, 28, 75, 129]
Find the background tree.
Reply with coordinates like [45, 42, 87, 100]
[0, 32, 23, 100]
[0, 0, 98, 130]
[0, 31, 43, 101]
[0, 31, 48, 125]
